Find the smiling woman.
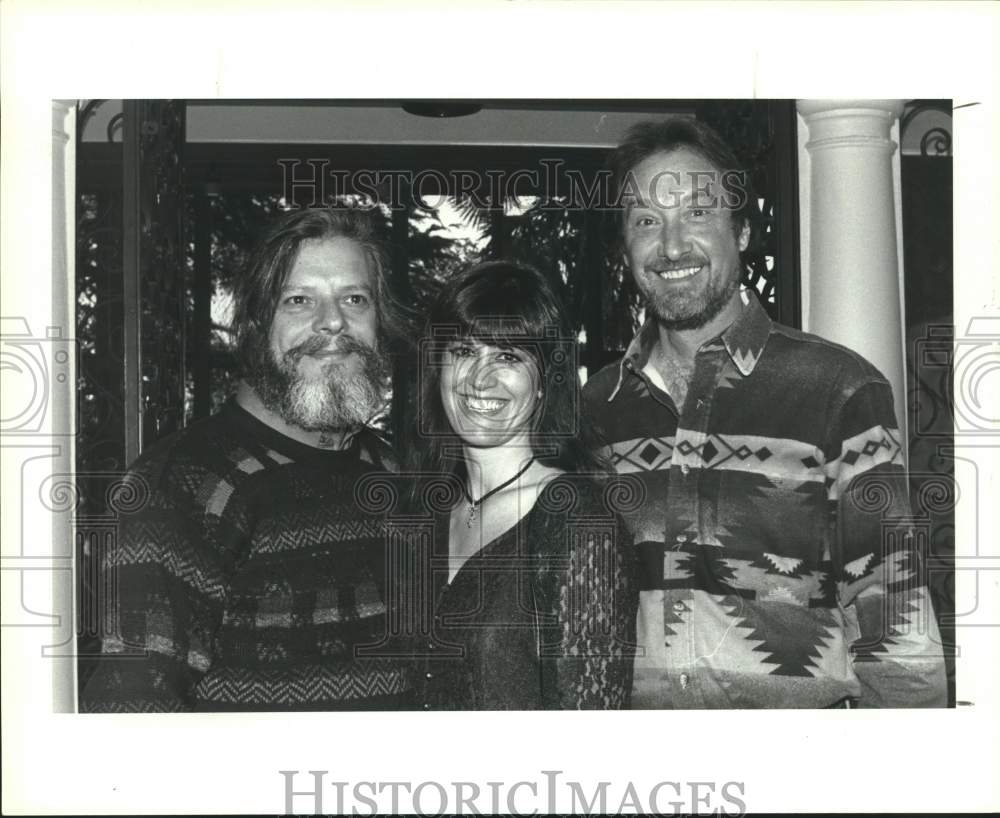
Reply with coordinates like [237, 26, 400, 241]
[414, 262, 602, 472]
[440, 338, 542, 452]
[405, 261, 638, 710]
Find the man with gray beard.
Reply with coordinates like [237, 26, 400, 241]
[82, 205, 415, 711]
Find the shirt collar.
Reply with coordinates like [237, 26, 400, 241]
[607, 290, 773, 402]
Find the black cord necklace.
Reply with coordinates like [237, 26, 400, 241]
[460, 457, 536, 528]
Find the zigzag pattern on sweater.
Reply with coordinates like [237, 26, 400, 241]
[195, 662, 409, 704]
[251, 517, 386, 554]
[113, 521, 229, 599]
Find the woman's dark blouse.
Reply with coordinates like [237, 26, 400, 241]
[415, 474, 637, 710]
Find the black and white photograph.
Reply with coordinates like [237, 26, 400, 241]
[2, 2, 997, 815]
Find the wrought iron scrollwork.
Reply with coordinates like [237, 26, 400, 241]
[900, 100, 952, 158]
[920, 127, 952, 157]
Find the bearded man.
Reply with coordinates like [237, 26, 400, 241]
[82, 205, 413, 711]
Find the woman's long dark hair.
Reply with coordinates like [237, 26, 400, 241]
[408, 260, 609, 490]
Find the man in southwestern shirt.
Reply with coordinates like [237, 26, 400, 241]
[582, 119, 947, 708]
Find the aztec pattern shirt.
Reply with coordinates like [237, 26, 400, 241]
[582, 294, 947, 709]
[81, 400, 412, 712]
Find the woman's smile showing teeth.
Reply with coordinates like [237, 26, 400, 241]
[440, 338, 541, 445]
[462, 394, 509, 414]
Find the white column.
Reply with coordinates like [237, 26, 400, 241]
[0, 96, 78, 731]
[50, 100, 78, 711]
[797, 100, 908, 440]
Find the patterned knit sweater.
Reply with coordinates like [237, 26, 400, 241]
[80, 400, 412, 711]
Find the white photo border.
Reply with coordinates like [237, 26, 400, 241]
[2, 1, 997, 814]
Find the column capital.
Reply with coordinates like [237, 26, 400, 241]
[798, 99, 905, 154]
[52, 100, 74, 144]
[797, 99, 905, 118]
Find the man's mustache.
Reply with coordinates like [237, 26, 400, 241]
[286, 334, 373, 361]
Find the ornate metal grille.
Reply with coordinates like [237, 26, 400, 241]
[76, 186, 126, 485]
[75, 100, 187, 692]
[124, 100, 188, 453]
[696, 100, 800, 327]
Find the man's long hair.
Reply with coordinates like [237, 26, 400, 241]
[231, 204, 407, 373]
[606, 117, 758, 246]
